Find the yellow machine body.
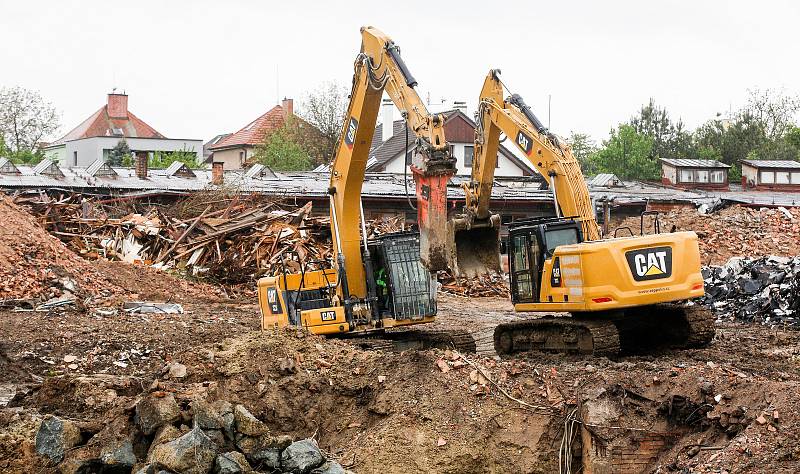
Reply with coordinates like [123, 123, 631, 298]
[512, 231, 704, 313]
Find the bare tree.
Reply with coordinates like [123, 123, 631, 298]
[0, 86, 60, 154]
[744, 87, 800, 141]
[299, 81, 349, 162]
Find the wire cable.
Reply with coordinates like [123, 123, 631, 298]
[402, 113, 416, 211]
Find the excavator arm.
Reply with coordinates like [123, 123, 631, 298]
[447, 70, 600, 276]
[328, 26, 454, 318]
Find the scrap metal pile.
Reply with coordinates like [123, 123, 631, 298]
[700, 256, 800, 327]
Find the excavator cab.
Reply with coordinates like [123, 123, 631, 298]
[507, 217, 583, 304]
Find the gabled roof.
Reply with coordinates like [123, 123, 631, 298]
[164, 161, 195, 178]
[49, 106, 165, 147]
[741, 159, 800, 169]
[659, 158, 730, 168]
[86, 159, 117, 178]
[209, 105, 287, 151]
[0, 158, 21, 175]
[590, 173, 624, 188]
[365, 109, 533, 175]
[244, 163, 278, 179]
[32, 159, 64, 177]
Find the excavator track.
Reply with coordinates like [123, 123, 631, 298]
[493, 316, 621, 357]
[493, 304, 716, 357]
[343, 328, 477, 353]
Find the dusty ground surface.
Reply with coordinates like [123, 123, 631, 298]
[2, 292, 800, 473]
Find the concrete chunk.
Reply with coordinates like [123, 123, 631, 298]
[35, 415, 82, 464]
[281, 438, 325, 474]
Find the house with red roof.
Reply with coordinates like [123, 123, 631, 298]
[44, 92, 202, 167]
[207, 99, 302, 170]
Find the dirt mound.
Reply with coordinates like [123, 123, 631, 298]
[612, 205, 800, 265]
[0, 194, 223, 303]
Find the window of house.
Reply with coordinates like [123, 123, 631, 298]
[679, 169, 694, 182]
[405, 151, 412, 165]
[464, 145, 475, 167]
[710, 170, 725, 183]
[697, 170, 709, 183]
[791, 172, 800, 184]
[760, 171, 775, 184]
[776, 171, 791, 184]
[73, 151, 78, 166]
[239, 151, 244, 163]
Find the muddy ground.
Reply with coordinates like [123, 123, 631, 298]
[2, 290, 800, 473]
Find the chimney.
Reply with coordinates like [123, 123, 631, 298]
[212, 162, 224, 185]
[281, 98, 293, 120]
[107, 93, 129, 118]
[382, 98, 394, 143]
[135, 151, 148, 179]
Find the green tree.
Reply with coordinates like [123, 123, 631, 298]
[590, 125, 657, 180]
[629, 98, 696, 161]
[108, 138, 132, 166]
[149, 148, 198, 168]
[253, 121, 315, 171]
[566, 132, 598, 174]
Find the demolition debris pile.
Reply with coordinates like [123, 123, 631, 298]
[701, 256, 800, 327]
[613, 205, 800, 265]
[17, 194, 333, 285]
[14, 192, 512, 296]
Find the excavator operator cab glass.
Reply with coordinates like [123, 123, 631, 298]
[507, 219, 583, 304]
[544, 227, 580, 257]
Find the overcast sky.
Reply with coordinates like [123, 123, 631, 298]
[2, 0, 798, 144]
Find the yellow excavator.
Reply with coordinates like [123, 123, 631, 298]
[447, 70, 714, 356]
[257, 26, 473, 350]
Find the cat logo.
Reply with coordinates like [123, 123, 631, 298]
[516, 130, 534, 156]
[320, 310, 337, 322]
[266, 287, 283, 314]
[625, 247, 673, 281]
[344, 117, 358, 149]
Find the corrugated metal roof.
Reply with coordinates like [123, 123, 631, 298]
[589, 173, 624, 187]
[0, 158, 21, 175]
[164, 161, 195, 178]
[659, 158, 730, 168]
[741, 159, 800, 169]
[86, 159, 117, 177]
[32, 159, 64, 177]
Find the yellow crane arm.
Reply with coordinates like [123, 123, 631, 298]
[328, 26, 454, 303]
[464, 70, 600, 241]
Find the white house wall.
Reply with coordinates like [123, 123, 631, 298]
[381, 142, 528, 176]
[56, 137, 204, 167]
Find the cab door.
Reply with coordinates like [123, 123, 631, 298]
[509, 232, 541, 303]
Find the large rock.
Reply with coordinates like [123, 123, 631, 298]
[214, 451, 252, 473]
[233, 404, 267, 436]
[136, 393, 181, 435]
[193, 399, 224, 430]
[100, 439, 137, 470]
[149, 427, 218, 474]
[311, 461, 348, 474]
[236, 433, 291, 468]
[280, 438, 325, 474]
[35, 415, 82, 463]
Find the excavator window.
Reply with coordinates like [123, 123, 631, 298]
[544, 227, 580, 256]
